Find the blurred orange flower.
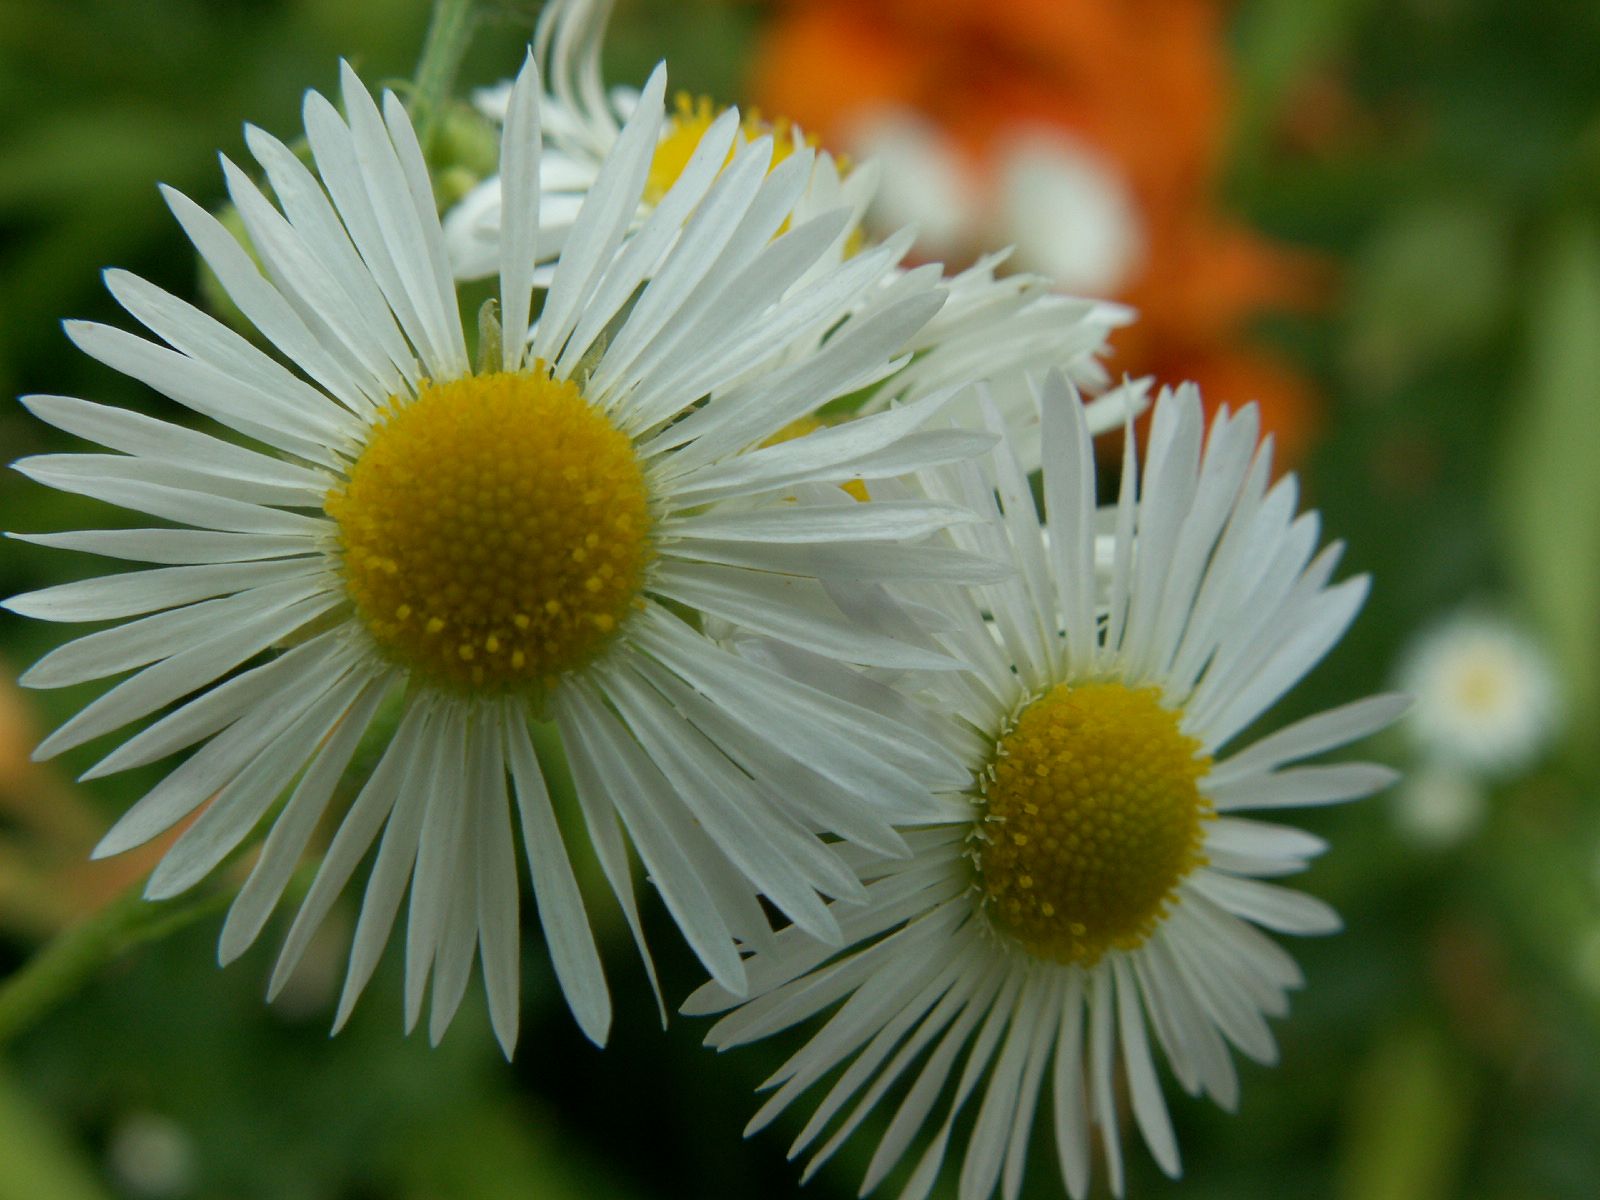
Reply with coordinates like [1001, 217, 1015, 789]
[751, 0, 1323, 463]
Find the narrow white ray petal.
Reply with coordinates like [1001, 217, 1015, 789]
[663, 500, 978, 545]
[1101, 408, 1139, 666]
[81, 629, 347, 779]
[1038, 372, 1098, 676]
[549, 691, 666, 1025]
[244, 124, 417, 392]
[1051, 972, 1091, 1200]
[634, 607, 969, 796]
[502, 708, 612, 1046]
[1112, 957, 1181, 1178]
[111, 230, 369, 422]
[35, 588, 338, 759]
[533, 64, 666, 365]
[899, 966, 1023, 1200]
[63, 320, 339, 466]
[1000, 973, 1063, 1200]
[1211, 763, 1398, 811]
[16, 454, 331, 537]
[1088, 967, 1124, 1197]
[1206, 693, 1410, 786]
[301, 89, 434, 369]
[1122, 389, 1203, 683]
[380, 87, 471, 376]
[861, 952, 1006, 1195]
[556, 107, 741, 381]
[1187, 872, 1342, 935]
[963, 972, 1053, 1200]
[218, 672, 392, 964]
[20, 394, 328, 495]
[7, 528, 313, 566]
[17, 451, 315, 510]
[469, 711, 522, 1056]
[331, 701, 441, 1031]
[604, 660, 857, 932]
[785, 951, 969, 1161]
[651, 562, 963, 672]
[143, 664, 369, 899]
[21, 571, 326, 692]
[797, 951, 979, 1181]
[92, 634, 354, 858]
[665, 536, 1008, 586]
[428, 765, 483, 1045]
[268, 698, 429, 999]
[1146, 407, 1261, 680]
[978, 389, 1058, 689]
[167, 175, 383, 409]
[580, 133, 775, 402]
[498, 51, 543, 370]
[5, 560, 306, 623]
[335, 66, 463, 375]
[1203, 817, 1327, 865]
[404, 703, 469, 1032]
[559, 680, 745, 994]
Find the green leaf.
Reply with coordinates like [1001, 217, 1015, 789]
[0, 1069, 112, 1200]
[1336, 1026, 1472, 1200]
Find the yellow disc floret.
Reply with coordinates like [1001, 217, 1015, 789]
[974, 682, 1213, 966]
[646, 92, 821, 205]
[326, 371, 651, 692]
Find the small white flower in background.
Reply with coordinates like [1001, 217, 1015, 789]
[687, 373, 1403, 1200]
[993, 131, 1144, 296]
[443, 0, 1142, 470]
[1396, 610, 1560, 778]
[846, 109, 980, 260]
[106, 1112, 197, 1200]
[6, 51, 999, 1057]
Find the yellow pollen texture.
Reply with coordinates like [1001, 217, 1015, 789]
[646, 92, 820, 205]
[974, 682, 1213, 966]
[326, 371, 651, 691]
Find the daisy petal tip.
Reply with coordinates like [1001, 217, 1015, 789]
[216, 924, 250, 968]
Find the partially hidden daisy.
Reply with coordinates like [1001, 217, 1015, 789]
[684, 373, 1405, 1198]
[444, 0, 1141, 468]
[5, 53, 996, 1055]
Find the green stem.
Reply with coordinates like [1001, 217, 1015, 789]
[0, 882, 231, 1046]
[412, 0, 480, 158]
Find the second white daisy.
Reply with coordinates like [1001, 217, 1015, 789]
[687, 374, 1404, 1199]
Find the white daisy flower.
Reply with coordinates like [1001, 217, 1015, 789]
[1395, 609, 1560, 778]
[4, 54, 990, 1056]
[445, 0, 849, 284]
[443, 0, 1140, 465]
[684, 374, 1404, 1199]
[992, 131, 1144, 297]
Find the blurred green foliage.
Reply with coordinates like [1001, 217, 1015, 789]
[2, 0, 1600, 1198]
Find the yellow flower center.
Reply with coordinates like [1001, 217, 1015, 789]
[974, 682, 1214, 966]
[326, 371, 652, 692]
[646, 92, 820, 205]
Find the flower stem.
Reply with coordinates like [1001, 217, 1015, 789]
[412, 0, 480, 158]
